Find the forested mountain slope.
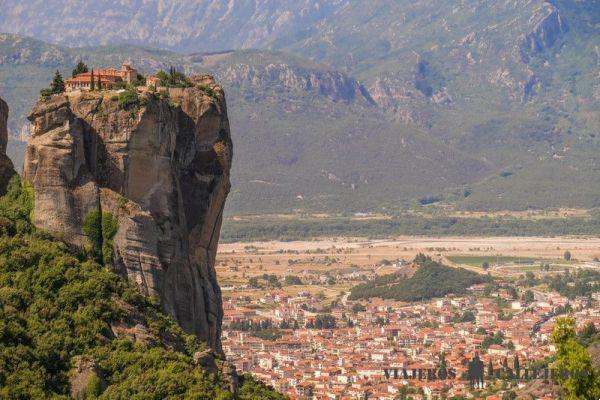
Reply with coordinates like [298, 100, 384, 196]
[0, 177, 283, 399]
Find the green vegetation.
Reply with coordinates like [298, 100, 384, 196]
[4, 0, 600, 216]
[197, 84, 218, 100]
[577, 322, 599, 347]
[447, 255, 536, 267]
[238, 374, 287, 400]
[551, 316, 600, 399]
[481, 332, 505, 349]
[72, 60, 89, 77]
[101, 212, 118, 264]
[283, 275, 303, 286]
[39, 70, 66, 100]
[220, 214, 600, 242]
[83, 210, 103, 263]
[156, 67, 191, 88]
[131, 74, 146, 87]
[351, 303, 366, 313]
[517, 268, 600, 299]
[349, 255, 489, 301]
[82, 211, 118, 265]
[248, 274, 281, 289]
[117, 90, 140, 112]
[229, 320, 283, 341]
[307, 314, 336, 329]
[546, 270, 600, 299]
[38, 88, 53, 101]
[0, 176, 285, 399]
[50, 70, 65, 94]
[90, 69, 96, 91]
[453, 311, 475, 323]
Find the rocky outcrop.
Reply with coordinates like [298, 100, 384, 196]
[519, 4, 568, 63]
[69, 356, 106, 400]
[23, 74, 232, 352]
[223, 63, 375, 104]
[0, 97, 16, 194]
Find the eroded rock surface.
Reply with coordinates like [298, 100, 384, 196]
[519, 4, 568, 63]
[0, 97, 16, 194]
[223, 63, 375, 105]
[23, 75, 232, 352]
[69, 356, 106, 400]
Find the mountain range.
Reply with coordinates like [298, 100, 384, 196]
[0, 0, 598, 214]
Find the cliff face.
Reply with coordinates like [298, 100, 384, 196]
[223, 63, 375, 104]
[519, 4, 568, 63]
[0, 97, 16, 194]
[23, 75, 232, 352]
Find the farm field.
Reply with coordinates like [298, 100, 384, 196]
[446, 255, 539, 267]
[216, 235, 600, 300]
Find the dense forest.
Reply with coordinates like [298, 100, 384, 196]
[0, 176, 285, 400]
[349, 255, 489, 301]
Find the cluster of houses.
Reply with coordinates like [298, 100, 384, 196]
[222, 288, 599, 399]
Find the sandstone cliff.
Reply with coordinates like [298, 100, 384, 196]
[23, 75, 232, 352]
[0, 97, 16, 194]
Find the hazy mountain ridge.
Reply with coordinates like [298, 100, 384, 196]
[0, 0, 344, 53]
[221, 63, 375, 105]
[0, 0, 598, 213]
[0, 35, 492, 213]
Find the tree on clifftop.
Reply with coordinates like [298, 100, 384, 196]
[90, 69, 95, 91]
[72, 60, 88, 77]
[50, 70, 65, 94]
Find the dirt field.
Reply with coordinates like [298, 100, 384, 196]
[216, 236, 600, 299]
[218, 235, 600, 263]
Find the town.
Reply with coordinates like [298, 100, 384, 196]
[217, 238, 600, 400]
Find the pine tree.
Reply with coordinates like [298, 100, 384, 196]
[513, 354, 520, 370]
[90, 69, 95, 91]
[72, 61, 89, 77]
[487, 358, 494, 377]
[50, 70, 65, 94]
[437, 352, 448, 379]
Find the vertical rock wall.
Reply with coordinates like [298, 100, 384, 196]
[0, 97, 16, 194]
[23, 75, 232, 352]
